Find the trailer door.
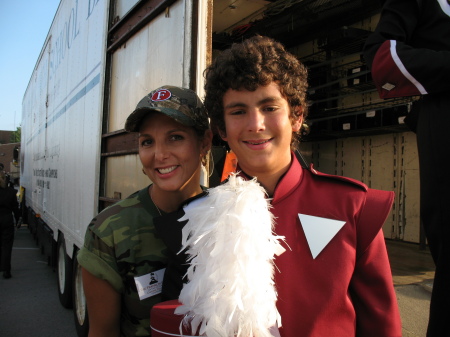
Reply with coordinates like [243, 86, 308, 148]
[100, 0, 211, 207]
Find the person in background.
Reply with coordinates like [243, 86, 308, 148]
[0, 171, 20, 279]
[202, 35, 401, 337]
[77, 85, 212, 337]
[363, 1, 450, 335]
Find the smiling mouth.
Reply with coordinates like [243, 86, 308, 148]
[245, 139, 272, 145]
[157, 166, 177, 174]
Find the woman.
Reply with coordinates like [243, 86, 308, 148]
[77, 85, 212, 337]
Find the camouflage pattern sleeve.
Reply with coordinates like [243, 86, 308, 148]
[77, 186, 175, 336]
[77, 188, 166, 292]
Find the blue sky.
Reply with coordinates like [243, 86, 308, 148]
[0, 0, 61, 131]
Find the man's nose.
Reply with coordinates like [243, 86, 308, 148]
[247, 110, 266, 132]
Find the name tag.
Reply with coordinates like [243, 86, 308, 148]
[134, 268, 165, 300]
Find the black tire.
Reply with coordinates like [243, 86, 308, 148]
[73, 250, 89, 337]
[57, 235, 73, 308]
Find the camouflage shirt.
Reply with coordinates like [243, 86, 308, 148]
[77, 185, 169, 337]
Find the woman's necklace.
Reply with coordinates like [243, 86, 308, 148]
[150, 186, 162, 216]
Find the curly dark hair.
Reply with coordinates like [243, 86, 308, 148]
[204, 35, 308, 147]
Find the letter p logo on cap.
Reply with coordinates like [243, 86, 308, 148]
[151, 89, 172, 102]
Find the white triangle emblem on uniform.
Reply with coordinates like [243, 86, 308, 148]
[298, 214, 346, 259]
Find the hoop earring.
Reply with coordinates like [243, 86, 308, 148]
[207, 150, 214, 178]
[201, 152, 207, 167]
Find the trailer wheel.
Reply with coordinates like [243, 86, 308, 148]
[57, 236, 73, 308]
[73, 251, 89, 337]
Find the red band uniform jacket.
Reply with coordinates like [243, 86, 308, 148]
[266, 154, 401, 337]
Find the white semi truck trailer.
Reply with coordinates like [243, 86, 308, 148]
[21, 0, 421, 335]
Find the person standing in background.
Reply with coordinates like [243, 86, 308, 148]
[363, 1, 450, 335]
[0, 171, 20, 279]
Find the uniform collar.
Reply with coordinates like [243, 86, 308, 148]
[271, 151, 304, 204]
[236, 151, 304, 203]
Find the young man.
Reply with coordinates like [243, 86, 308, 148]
[203, 35, 402, 337]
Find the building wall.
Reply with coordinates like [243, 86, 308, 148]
[0, 143, 20, 182]
[0, 131, 13, 144]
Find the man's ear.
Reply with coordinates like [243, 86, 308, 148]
[292, 107, 303, 132]
[292, 118, 303, 132]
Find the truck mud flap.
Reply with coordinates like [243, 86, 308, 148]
[27, 208, 37, 238]
[36, 218, 57, 267]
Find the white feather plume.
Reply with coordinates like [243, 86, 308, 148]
[175, 174, 284, 337]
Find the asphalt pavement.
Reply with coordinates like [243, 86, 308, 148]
[387, 239, 435, 337]
[0, 226, 78, 337]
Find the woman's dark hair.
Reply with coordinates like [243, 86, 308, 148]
[204, 35, 308, 147]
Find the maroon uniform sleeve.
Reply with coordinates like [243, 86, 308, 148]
[352, 231, 402, 336]
[351, 188, 402, 336]
[363, 0, 450, 98]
